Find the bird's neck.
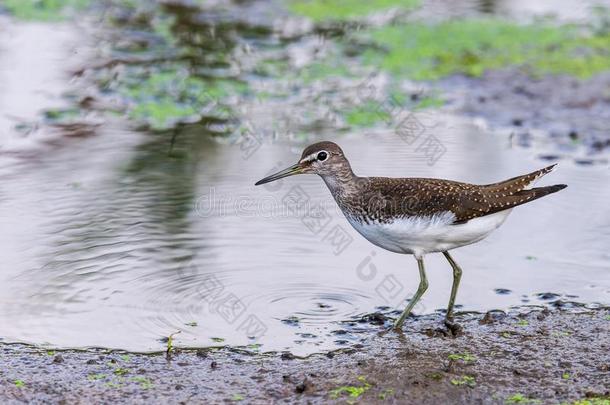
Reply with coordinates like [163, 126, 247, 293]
[320, 164, 358, 196]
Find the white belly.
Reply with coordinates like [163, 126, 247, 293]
[345, 210, 512, 258]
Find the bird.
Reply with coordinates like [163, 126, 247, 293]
[255, 141, 567, 329]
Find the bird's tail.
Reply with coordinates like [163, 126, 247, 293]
[479, 164, 566, 211]
[483, 164, 563, 195]
[511, 183, 567, 204]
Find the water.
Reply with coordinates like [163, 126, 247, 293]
[0, 111, 608, 354]
[0, 2, 609, 356]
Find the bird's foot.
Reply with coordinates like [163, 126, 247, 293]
[443, 317, 463, 336]
[391, 321, 403, 332]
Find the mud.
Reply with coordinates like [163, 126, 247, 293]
[441, 69, 610, 160]
[1, 306, 608, 404]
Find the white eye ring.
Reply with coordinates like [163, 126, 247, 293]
[317, 151, 329, 162]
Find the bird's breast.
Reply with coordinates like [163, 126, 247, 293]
[342, 209, 511, 255]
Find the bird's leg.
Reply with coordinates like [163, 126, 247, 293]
[442, 251, 462, 321]
[394, 257, 428, 329]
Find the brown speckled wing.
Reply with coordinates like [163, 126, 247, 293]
[348, 165, 565, 224]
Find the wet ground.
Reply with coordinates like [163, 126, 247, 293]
[441, 68, 610, 160]
[1, 306, 608, 404]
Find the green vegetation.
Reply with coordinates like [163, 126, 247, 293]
[2, 0, 90, 21]
[517, 319, 529, 327]
[330, 376, 371, 400]
[562, 372, 571, 380]
[378, 388, 394, 400]
[113, 367, 129, 376]
[297, 62, 352, 83]
[247, 343, 262, 352]
[506, 393, 542, 404]
[88, 373, 106, 381]
[415, 95, 445, 110]
[166, 331, 180, 358]
[362, 19, 610, 80]
[231, 393, 244, 401]
[104, 381, 123, 389]
[345, 102, 390, 127]
[14, 379, 25, 388]
[451, 375, 476, 387]
[427, 372, 444, 380]
[131, 376, 153, 389]
[569, 399, 610, 405]
[119, 68, 246, 131]
[42, 108, 84, 126]
[289, 0, 419, 22]
[342, 87, 443, 128]
[447, 352, 476, 363]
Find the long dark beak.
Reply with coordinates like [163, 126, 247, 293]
[255, 163, 302, 186]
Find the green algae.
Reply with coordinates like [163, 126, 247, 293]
[345, 101, 391, 127]
[343, 90, 443, 128]
[43, 108, 82, 124]
[131, 376, 153, 389]
[448, 352, 476, 363]
[119, 68, 246, 131]
[378, 388, 394, 400]
[414, 95, 444, 110]
[505, 393, 541, 404]
[329, 375, 371, 400]
[87, 1, 260, 132]
[113, 367, 129, 376]
[362, 19, 610, 80]
[569, 399, 610, 405]
[451, 375, 476, 387]
[297, 62, 352, 83]
[289, 0, 419, 22]
[2, 0, 90, 21]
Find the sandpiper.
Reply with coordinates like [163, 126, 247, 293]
[255, 141, 567, 329]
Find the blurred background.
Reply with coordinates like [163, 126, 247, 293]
[0, 0, 609, 356]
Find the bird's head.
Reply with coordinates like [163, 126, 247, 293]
[255, 141, 350, 185]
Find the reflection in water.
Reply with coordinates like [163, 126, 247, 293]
[0, 20, 83, 160]
[477, 0, 497, 14]
[1, 114, 609, 355]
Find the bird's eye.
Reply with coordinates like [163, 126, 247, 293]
[317, 151, 328, 161]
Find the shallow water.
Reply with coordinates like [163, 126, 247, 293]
[0, 111, 608, 355]
[1, 3, 609, 356]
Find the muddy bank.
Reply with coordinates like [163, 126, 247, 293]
[441, 69, 610, 160]
[1, 306, 608, 404]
